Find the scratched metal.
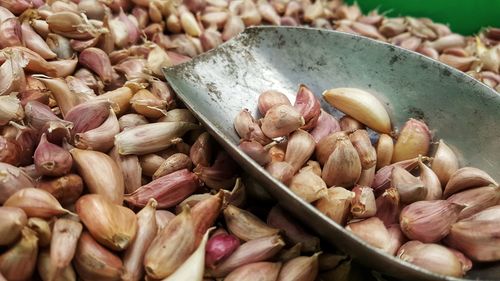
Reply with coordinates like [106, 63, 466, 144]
[164, 26, 500, 281]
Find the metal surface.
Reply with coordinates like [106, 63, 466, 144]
[164, 26, 500, 281]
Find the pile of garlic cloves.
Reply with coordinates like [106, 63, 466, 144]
[235, 85, 500, 277]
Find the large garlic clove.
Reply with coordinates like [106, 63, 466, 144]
[376, 133, 394, 169]
[447, 185, 500, 220]
[392, 118, 431, 162]
[391, 166, 427, 203]
[399, 200, 464, 243]
[444, 205, 500, 262]
[323, 88, 391, 133]
[443, 167, 498, 198]
[4, 188, 71, 219]
[315, 187, 355, 225]
[321, 136, 361, 187]
[76, 194, 137, 251]
[431, 140, 459, 186]
[397, 241, 465, 277]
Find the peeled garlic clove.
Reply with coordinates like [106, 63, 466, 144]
[321, 136, 362, 187]
[350, 185, 377, 218]
[0, 161, 35, 204]
[447, 185, 500, 220]
[397, 241, 465, 277]
[310, 110, 340, 143]
[267, 206, 320, 253]
[372, 157, 420, 195]
[375, 187, 400, 226]
[289, 167, 327, 203]
[391, 166, 427, 203]
[400, 200, 464, 243]
[0, 206, 27, 246]
[27, 217, 51, 247]
[115, 122, 199, 155]
[0, 227, 38, 281]
[376, 133, 393, 169]
[349, 129, 377, 169]
[293, 84, 321, 131]
[314, 187, 354, 225]
[144, 206, 196, 279]
[323, 88, 391, 133]
[266, 161, 295, 185]
[211, 234, 285, 278]
[445, 206, 500, 262]
[205, 233, 241, 269]
[126, 169, 201, 209]
[36, 174, 83, 206]
[261, 104, 305, 138]
[226, 261, 281, 281]
[74, 232, 123, 281]
[50, 218, 83, 273]
[34, 134, 73, 177]
[443, 167, 498, 198]
[122, 199, 158, 281]
[418, 158, 443, 200]
[285, 129, 315, 173]
[315, 131, 348, 165]
[4, 188, 71, 219]
[392, 118, 431, 162]
[258, 90, 291, 115]
[70, 148, 124, 204]
[224, 204, 280, 242]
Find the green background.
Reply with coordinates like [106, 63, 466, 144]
[345, 0, 500, 35]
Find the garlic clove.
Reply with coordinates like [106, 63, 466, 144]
[447, 185, 500, 220]
[445, 205, 500, 262]
[267, 205, 320, 253]
[64, 99, 111, 136]
[391, 166, 427, 203]
[357, 165, 376, 187]
[0, 94, 24, 126]
[27, 217, 51, 247]
[346, 217, 393, 254]
[152, 153, 192, 180]
[190, 132, 213, 167]
[321, 136, 362, 187]
[399, 200, 464, 243]
[0, 162, 35, 204]
[193, 150, 239, 190]
[95, 86, 133, 116]
[34, 134, 73, 177]
[376, 133, 394, 169]
[239, 140, 272, 166]
[4, 187, 71, 219]
[351, 185, 377, 218]
[285, 129, 315, 173]
[130, 88, 167, 119]
[265, 161, 295, 185]
[349, 129, 377, 169]
[315, 131, 348, 165]
[310, 109, 340, 143]
[205, 232, 241, 269]
[155, 210, 175, 232]
[386, 224, 406, 256]
[289, 166, 328, 203]
[222, 13, 245, 41]
[70, 148, 124, 204]
[50, 218, 83, 275]
[36, 174, 83, 207]
[118, 113, 149, 131]
[0, 206, 27, 246]
[191, 192, 224, 245]
[261, 104, 305, 138]
[115, 122, 199, 155]
[314, 187, 355, 225]
[339, 115, 365, 132]
[226, 261, 282, 281]
[443, 167, 498, 198]
[293, 84, 321, 131]
[78, 47, 116, 84]
[224, 204, 280, 241]
[211, 234, 285, 278]
[258, 90, 291, 116]
[75, 109, 120, 152]
[234, 108, 271, 145]
[144, 206, 196, 279]
[74, 232, 123, 281]
[0, 227, 38, 281]
[38, 249, 76, 281]
[418, 158, 443, 200]
[392, 118, 431, 162]
[122, 199, 158, 281]
[323, 88, 391, 133]
[372, 157, 420, 196]
[375, 187, 400, 226]
[397, 240, 465, 277]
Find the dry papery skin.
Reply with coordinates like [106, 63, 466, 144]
[0, 0, 498, 280]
